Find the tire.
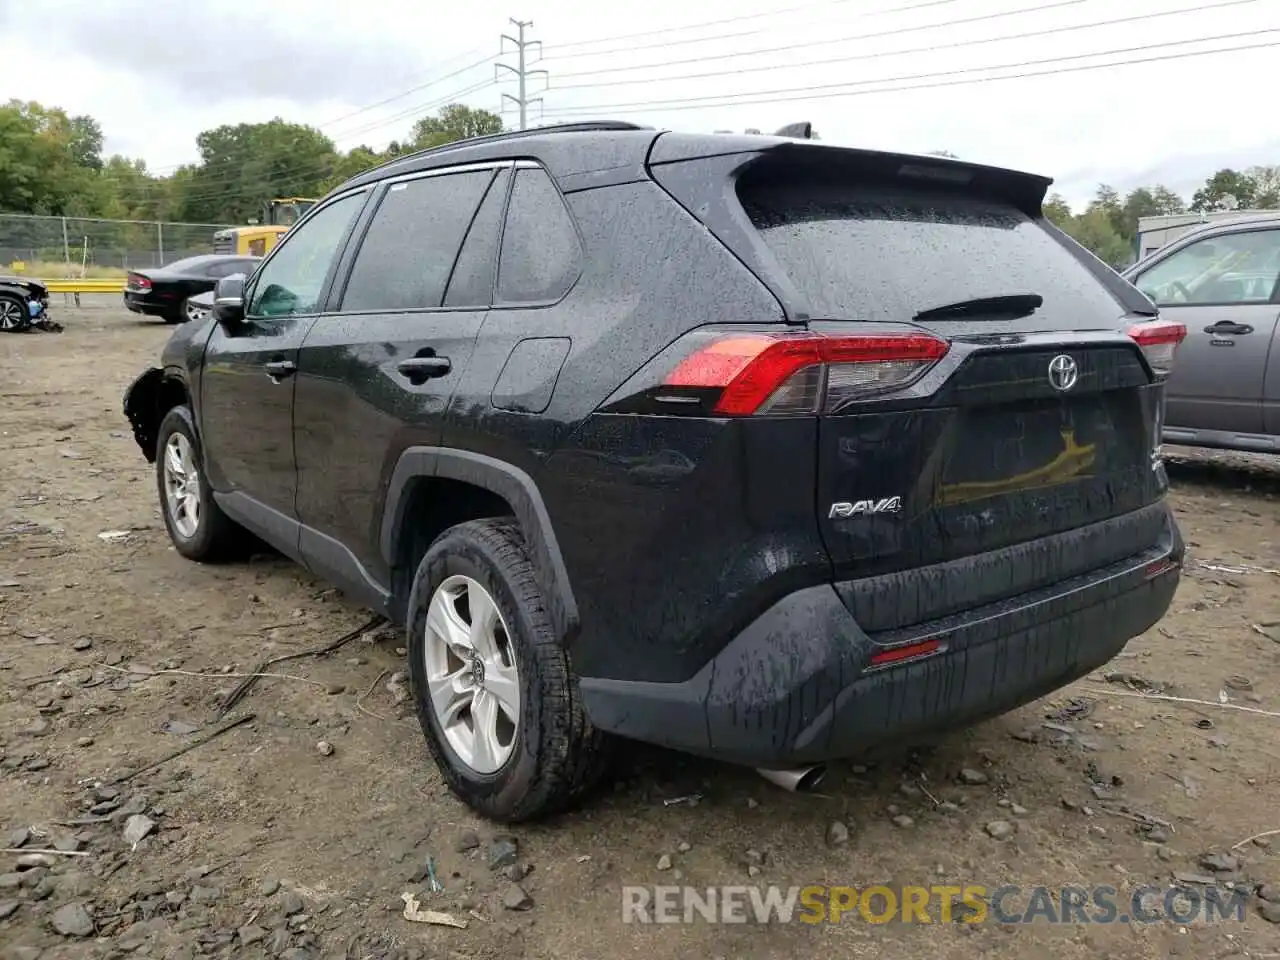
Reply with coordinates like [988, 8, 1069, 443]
[0, 293, 31, 333]
[407, 518, 611, 822]
[179, 297, 209, 325]
[154, 405, 243, 561]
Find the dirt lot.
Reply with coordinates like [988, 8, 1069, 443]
[3, 299, 1280, 960]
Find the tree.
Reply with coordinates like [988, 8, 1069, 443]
[67, 115, 104, 171]
[178, 119, 339, 224]
[408, 105, 503, 152]
[1069, 206, 1131, 268]
[1042, 193, 1073, 228]
[1190, 168, 1257, 212]
[1245, 165, 1280, 209]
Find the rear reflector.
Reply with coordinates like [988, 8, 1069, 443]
[1127, 319, 1186, 377]
[868, 638, 942, 667]
[663, 332, 949, 415]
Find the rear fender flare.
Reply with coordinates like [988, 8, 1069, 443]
[380, 447, 580, 643]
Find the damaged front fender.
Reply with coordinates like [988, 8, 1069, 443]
[122, 367, 166, 463]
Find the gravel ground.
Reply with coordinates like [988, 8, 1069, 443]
[2, 299, 1280, 960]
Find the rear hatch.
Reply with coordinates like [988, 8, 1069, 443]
[651, 140, 1181, 633]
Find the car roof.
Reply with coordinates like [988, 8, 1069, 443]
[331, 120, 1051, 205]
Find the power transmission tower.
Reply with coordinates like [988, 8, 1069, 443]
[496, 19, 547, 130]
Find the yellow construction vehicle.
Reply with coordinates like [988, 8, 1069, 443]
[212, 198, 319, 256]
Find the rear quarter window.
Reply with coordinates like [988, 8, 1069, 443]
[496, 167, 581, 305]
[742, 183, 1126, 331]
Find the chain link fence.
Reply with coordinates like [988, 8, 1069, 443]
[0, 214, 239, 277]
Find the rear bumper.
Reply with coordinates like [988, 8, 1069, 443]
[580, 504, 1183, 767]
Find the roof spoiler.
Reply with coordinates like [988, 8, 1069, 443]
[773, 122, 813, 139]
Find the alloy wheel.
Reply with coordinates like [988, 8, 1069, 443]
[0, 298, 26, 331]
[423, 574, 521, 774]
[162, 433, 202, 539]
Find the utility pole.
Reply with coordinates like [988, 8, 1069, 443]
[496, 18, 547, 130]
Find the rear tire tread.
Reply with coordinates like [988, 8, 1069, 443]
[411, 517, 611, 822]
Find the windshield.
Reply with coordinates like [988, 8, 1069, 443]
[741, 183, 1125, 331]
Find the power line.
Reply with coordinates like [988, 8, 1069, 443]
[92, 0, 1092, 186]
[543, 0, 961, 54]
[329, 79, 499, 144]
[538, 32, 1280, 117]
[547, 0, 1256, 91]
[548, 0, 1092, 75]
[320, 52, 498, 131]
[541, 0, 1090, 64]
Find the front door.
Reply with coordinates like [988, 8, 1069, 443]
[293, 165, 508, 593]
[1131, 226, 1280, 436]
[199, 190, 370, 547]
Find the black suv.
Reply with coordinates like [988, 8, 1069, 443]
[124, 121, 1186, 821]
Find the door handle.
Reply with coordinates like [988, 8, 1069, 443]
[264, 359, 297, 380]
[1204, 321, 1253, 335]
[396, 356, 452, 382]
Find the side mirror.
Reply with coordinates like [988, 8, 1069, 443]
[213, 273, 246, 329]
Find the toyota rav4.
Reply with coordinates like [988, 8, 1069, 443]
[123, 121, 1186, 821]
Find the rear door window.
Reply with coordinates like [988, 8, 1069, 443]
[741, 182, 1126, 331]
[444, 169, 510, 309]
[496, 167, 581, 305]
[341, 169, 494, 312]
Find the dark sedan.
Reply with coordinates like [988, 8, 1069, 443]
[0, 275, 50, 332]
[124, 255, 259, 324]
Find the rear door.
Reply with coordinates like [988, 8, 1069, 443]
[292, 163, 506, 589]
[733, 171, 1167, 584]
[1128, 226, 1280, 437]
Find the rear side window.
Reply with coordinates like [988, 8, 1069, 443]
[496, 167, 581, 304]
[341, 169, 493, 312]
[444, 169, 510, 308]
[741, 182, 1125, 329]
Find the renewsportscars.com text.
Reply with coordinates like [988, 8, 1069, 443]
[621, 884, 1249, 925]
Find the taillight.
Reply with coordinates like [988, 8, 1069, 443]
[662, 332, 949, 415]
[1127, 318, 1186, 377]
[128, 273, 151, 290]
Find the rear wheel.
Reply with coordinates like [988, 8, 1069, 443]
[407, 518, 611, 821]
[155, 406, 243, 561]
[0, 293, 31, 333]
[182, 297, 209, 324]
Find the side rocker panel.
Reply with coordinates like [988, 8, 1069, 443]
[380, 447, 580, 642]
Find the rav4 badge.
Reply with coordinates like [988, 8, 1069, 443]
[829, 497, 903, 518]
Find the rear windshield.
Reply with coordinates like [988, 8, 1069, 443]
[740, 183, 1125, 330]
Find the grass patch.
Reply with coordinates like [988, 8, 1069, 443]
[6, 260, 129, 280]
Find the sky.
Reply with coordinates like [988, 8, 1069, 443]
[2, 0, 1277, 209]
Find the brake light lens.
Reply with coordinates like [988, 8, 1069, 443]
[1127, 319, 1186, 377]
[128, 273, 151, 290]
[662, 332, 949, 415]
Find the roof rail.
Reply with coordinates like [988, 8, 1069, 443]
[355, 120, 655, 180]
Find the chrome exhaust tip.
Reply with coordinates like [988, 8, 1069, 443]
[756, 765, 828, 792]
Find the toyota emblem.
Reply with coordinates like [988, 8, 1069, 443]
[1047, 354, 1079, 392]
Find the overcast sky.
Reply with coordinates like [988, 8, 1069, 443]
[2, 0, 1276, 208]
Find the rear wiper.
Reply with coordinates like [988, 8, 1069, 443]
[913, 293, 1044, 321]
